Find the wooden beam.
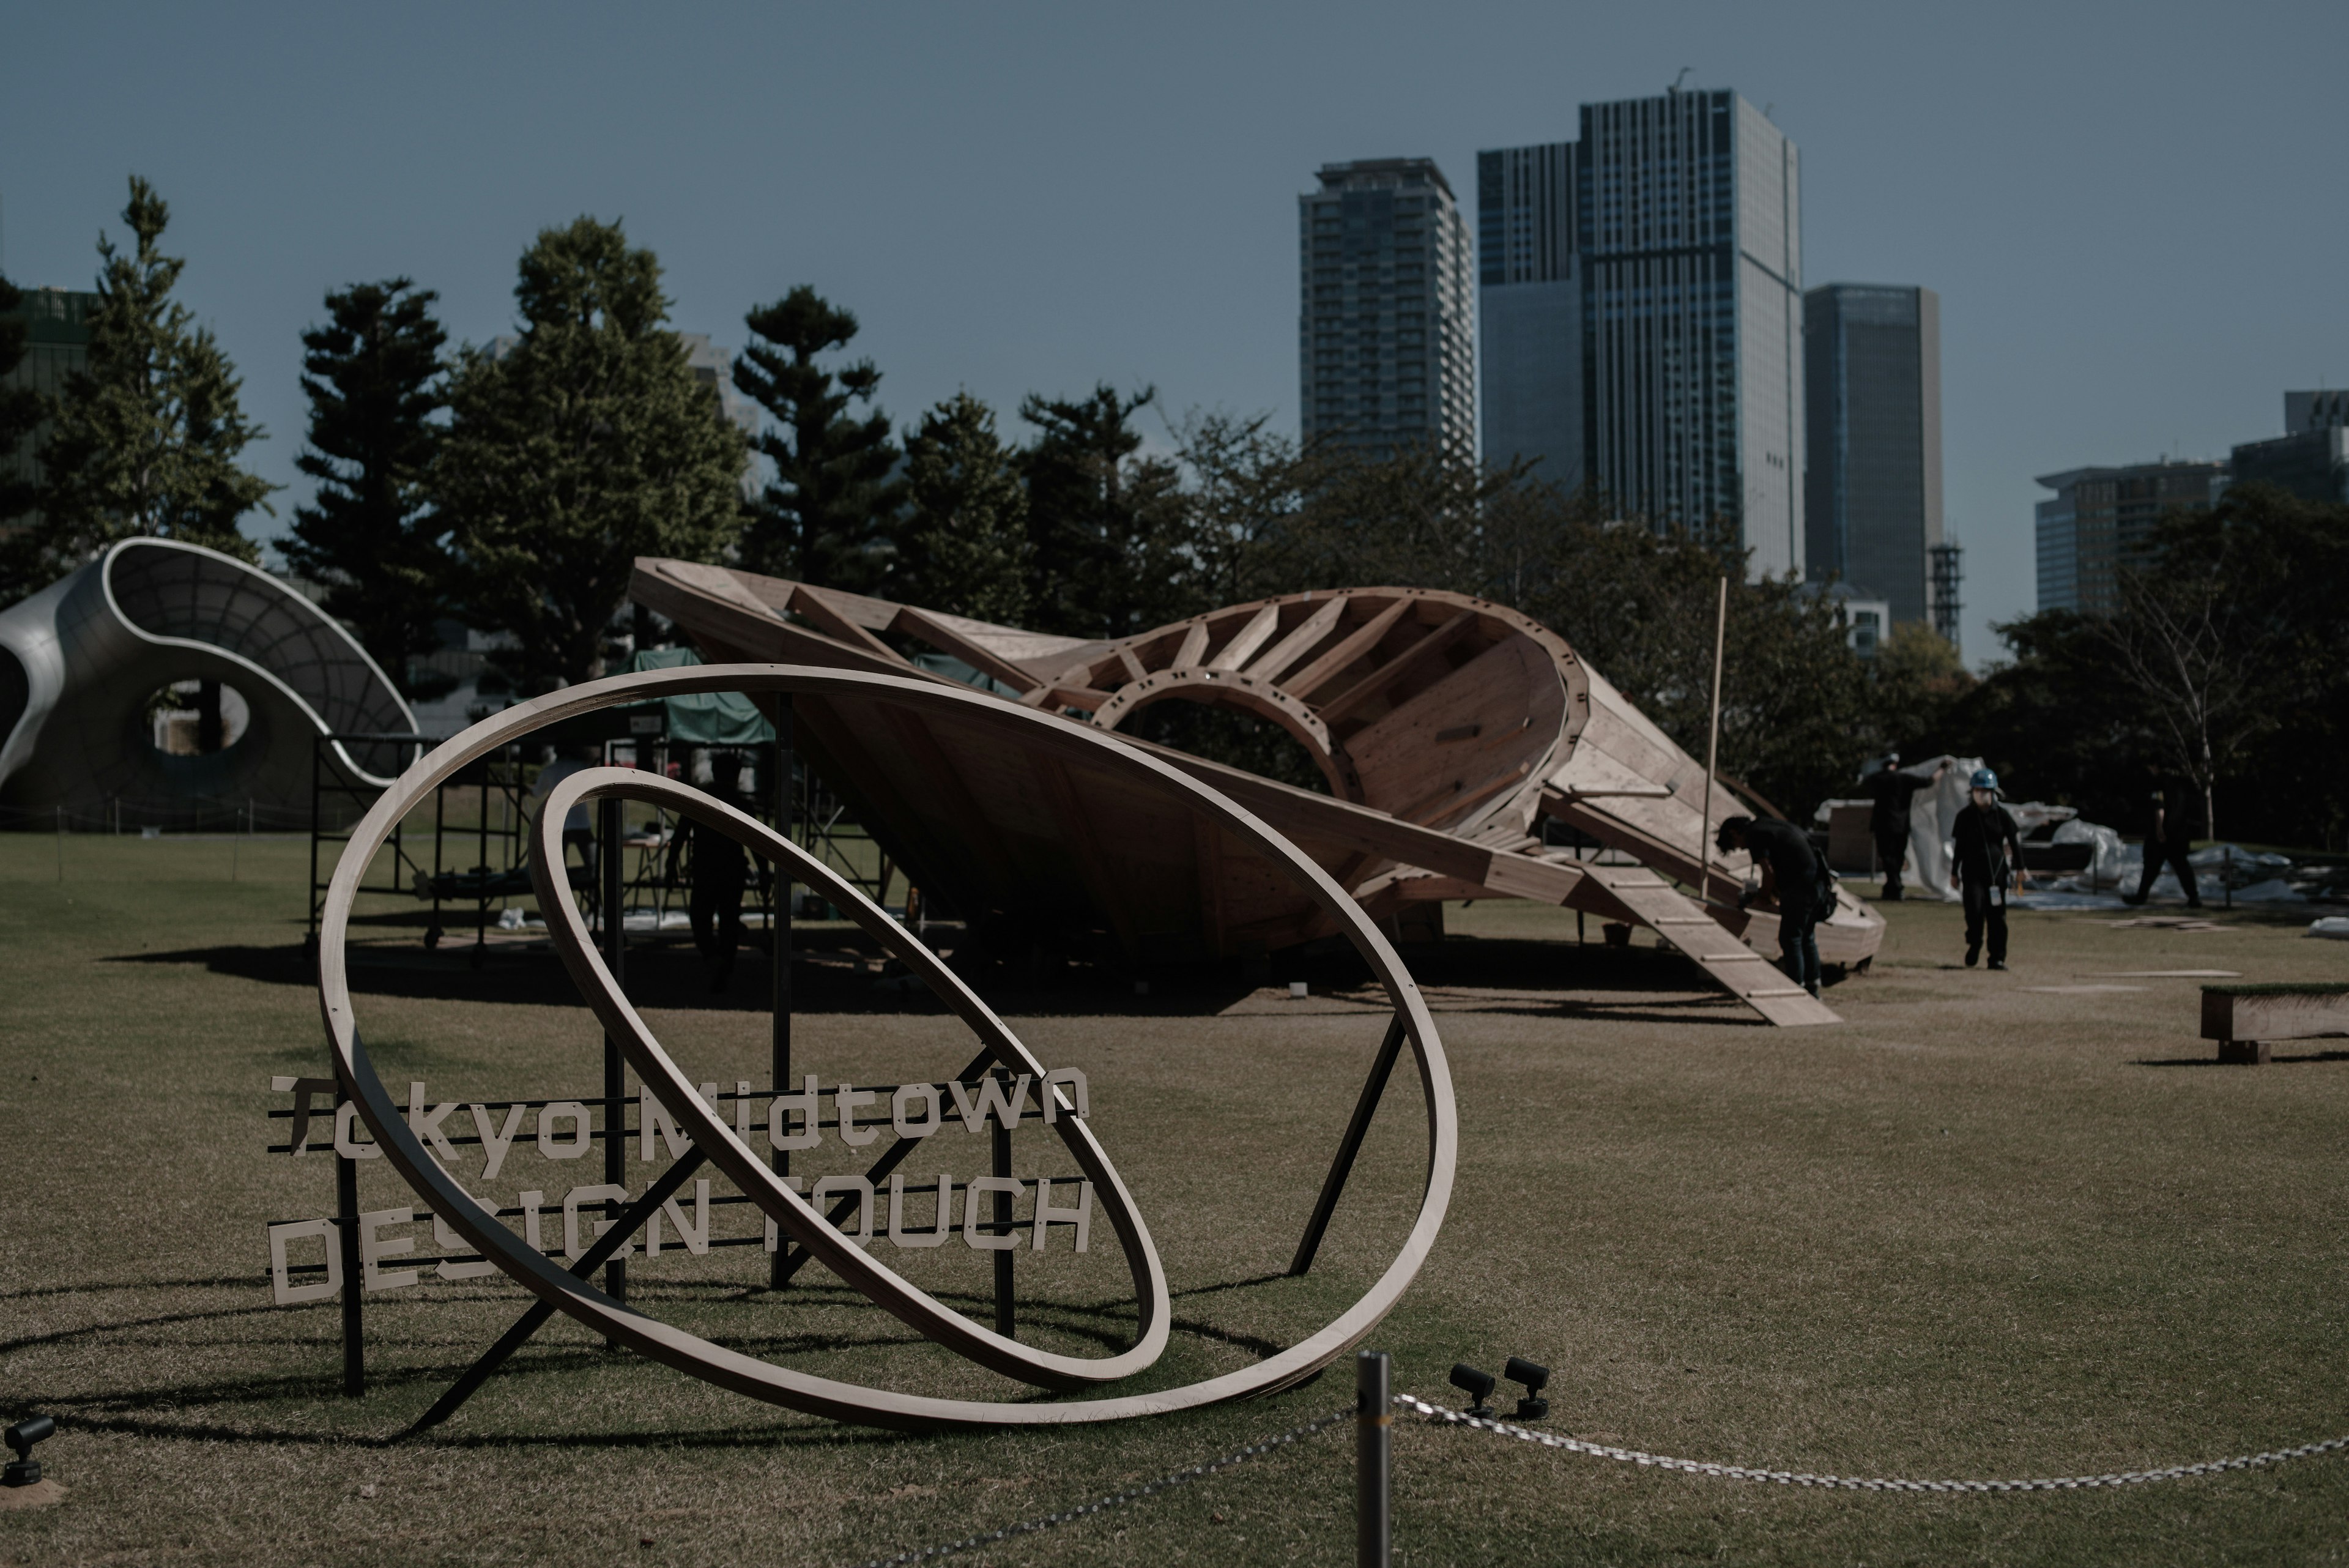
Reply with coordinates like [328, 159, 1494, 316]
[1316, 610, 1477, 726]
[1245, 596, 1345, 685]
[1206, 603, 1282, 671]
[1278, 597, 1411, 700]
[790, 584, 909, 666]
[898, 608, 1043, 695]
[1173, 622, 1211, 668]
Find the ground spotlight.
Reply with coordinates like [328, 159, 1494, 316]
[1448, 1362, 1496, 1418]
[1505, 1356, 1549, 1421]
[4, 1416, 55, 1486]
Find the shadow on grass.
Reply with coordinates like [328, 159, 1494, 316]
[2134, 1050, 2349, 1068]
[103, 931, 1770, 1023]
[0, 1276, 1308, 1451]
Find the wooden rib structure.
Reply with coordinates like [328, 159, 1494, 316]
[631, 560, 1884, 1027]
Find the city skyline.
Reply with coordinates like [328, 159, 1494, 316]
[1, 2, 2343, 665]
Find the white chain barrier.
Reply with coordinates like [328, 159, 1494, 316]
[847, 1389, 2349, 1565]
[1395, 1394, 2349, 1493]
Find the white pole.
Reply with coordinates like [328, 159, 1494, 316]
[1695, 576, 1727, 901]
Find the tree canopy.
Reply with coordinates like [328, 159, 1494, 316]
[280, 278, 451, 697]
[31, 176, 274, 581]
[733, 287, 901, 592]
[436, 217, 746, 691]
[895, 391, 1029, 624]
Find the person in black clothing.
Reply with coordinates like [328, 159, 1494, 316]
[1950, 768, 2029, 970]
[2121, 778, 2201, 908]
[675, 749, 751, 992]
[1863, 753, 1947, 901]
[1716, 814, 1829, 998]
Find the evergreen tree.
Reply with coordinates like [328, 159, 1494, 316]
[895, 392, 1030, 623]
[35, 176, 274, 579]
[281, 279, 453, 696]
[733, 287, 902, 590]
[436, 217, 747, 691]
[0, 272, 45, 599]
[1019, 384, 1187, 639]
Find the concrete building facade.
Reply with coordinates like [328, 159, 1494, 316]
[2035, 460, 2228, 615]
[1802, 283, 1943, 626]
[1299, 158, 1476, 461]
[0, 288, 100, 545]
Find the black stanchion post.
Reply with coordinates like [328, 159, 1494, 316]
[336, 1085, 365, 1397]
[771, 700, 794, 1290]
[601, 793, 626, 1315]
[1357, 1350, 1390, 1567]
[993, 1085, 1014, 1339]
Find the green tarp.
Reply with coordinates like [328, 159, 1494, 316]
[629, 646, 775, 746]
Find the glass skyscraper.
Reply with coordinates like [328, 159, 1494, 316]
[1803, 284, 1943, 626]
[1298, 158, 1475, 461]
[1479, 89, 1804, 577]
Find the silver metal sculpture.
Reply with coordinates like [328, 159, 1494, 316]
[0, 537, 414, 822]
[317, 664, 1457, 1431]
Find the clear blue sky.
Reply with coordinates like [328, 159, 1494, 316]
[5, 1, 2343, 662]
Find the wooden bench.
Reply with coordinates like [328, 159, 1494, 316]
[2201, 983, 2349, 1063]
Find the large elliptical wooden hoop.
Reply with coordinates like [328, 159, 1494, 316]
[316, 664, 1458, 1432]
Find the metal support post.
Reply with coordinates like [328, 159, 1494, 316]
[770, 701, 794, 1288]
[993, 1088, 1015, 1339]
[1290, 1014, 1408, 1277]
[1357, 1350, 1391, 1567]
[335, 1085, 365, 1397]
[601, 793, 626, 1314]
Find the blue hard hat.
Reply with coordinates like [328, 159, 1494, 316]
[1970, 768, 1999, 792]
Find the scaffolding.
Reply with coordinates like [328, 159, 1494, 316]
[1929, 541, 1964, 652]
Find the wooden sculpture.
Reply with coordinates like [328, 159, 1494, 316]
[629, 560, 1884, 1026]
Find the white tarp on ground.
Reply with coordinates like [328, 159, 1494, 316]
[2312, 917, 2349, 940]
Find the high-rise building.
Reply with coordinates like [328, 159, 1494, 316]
[2034, 460, 2228, 615]
[1298, 158, 1475, 461]
[2228, 390, 2349, 505]
[1477, 142, 1581, 488]
[1802, 284, 1943, 626]
[1478, 89, 1803, 576]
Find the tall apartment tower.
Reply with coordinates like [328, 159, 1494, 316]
[1479, 89, 1804, 576]
[1299, 158, 1475, 461]
[1802, 284, 1943, 626]
[1477, 142, 1581, 488]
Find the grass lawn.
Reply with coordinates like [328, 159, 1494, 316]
[3, 831, 2347, 1566]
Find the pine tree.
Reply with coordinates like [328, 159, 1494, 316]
[1019, 384, 1187, 638]
[281, 280, 452, 696]
[436, 217, 748, 691]
[896, 392, 1030, 623]
[733, 287, 902, 590]
[34, 176, 274, 579]
[0, 272, 45, 598]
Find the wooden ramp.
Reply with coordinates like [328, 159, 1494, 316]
[1572, 861, 1842, 1027]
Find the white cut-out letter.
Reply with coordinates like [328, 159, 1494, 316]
[949, 1074, 1032, 1135]
[1032, 1178, 1093, 1252]
[888, 1174, 952, 1249]
[268, 1217, 341, 1304]
[333, 1101, 381, 1161]
[519, 1190, 546, 1253]
[1043, 1068, 1089, 1123]
[762, 1175, 806, 1252]
[892, 1082, 941, 1139]
[648, 1180, 711, 1256]
[812, 1175, 875, 1248]
[470, 1104, 525, 1180]
[963, 1176, 1025, 1250]
[360, 1206, 419, 1291]
[432, 1188, 502, 1280]
[836, 1083, 878, 1146]
[562, 1184, 635, 1262]
[538, 1101, 591, 1160]
[769, 1075, 820, 1151]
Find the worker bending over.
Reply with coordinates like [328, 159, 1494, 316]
[1716, 814, 1832, 1000]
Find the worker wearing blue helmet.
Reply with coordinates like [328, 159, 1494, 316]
[1950, 767, 2030, 970]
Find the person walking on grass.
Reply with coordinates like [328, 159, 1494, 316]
[2122, 775, 2202, 908]
[1863, 752, 1947, 901]
[1716, 814, 1830, 1000]
[1951, 768, 2029, 970]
